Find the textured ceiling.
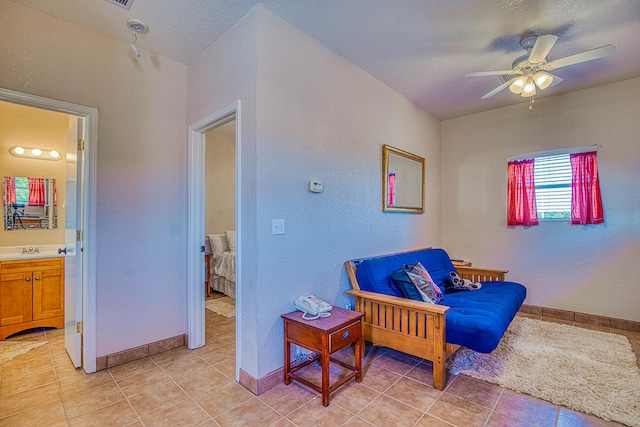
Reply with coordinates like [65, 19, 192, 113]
[10, 0, 640, 119]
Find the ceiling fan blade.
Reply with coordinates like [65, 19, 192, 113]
[547, 73, 563, 88]
[481, 77, 517, 99]
[466, 70, 519, 77]
[546, 45, 615, 70]
[529, 35, 558, 64]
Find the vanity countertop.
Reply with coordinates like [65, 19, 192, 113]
[0, 245, 69, 261]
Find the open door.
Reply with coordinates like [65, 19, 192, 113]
[64, 117, 84, 368]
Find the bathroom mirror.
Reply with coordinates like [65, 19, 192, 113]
[3, 176, 57, 230]
[382, 145, 425, 213]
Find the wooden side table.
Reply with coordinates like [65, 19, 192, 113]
[452, 260, 472, 267]
[282, 306, 364, 406]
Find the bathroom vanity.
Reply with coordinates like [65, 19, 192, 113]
[0, 256, 64, 340]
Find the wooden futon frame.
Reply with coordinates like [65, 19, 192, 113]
[344, 249, 507, 390]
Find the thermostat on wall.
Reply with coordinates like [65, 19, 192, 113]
[309, 180, 323, 193]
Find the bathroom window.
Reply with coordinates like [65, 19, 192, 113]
[14, 177, 29, 205]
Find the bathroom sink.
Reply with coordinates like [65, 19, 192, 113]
[0, 245, 69, 261]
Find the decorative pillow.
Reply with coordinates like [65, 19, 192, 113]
[207, 233, 229, 257]
[409, 262, 435, 285]
[224, 230, 236, 252]
[391, 262, 443, 304]
[408, 272, 443, 304]
[391, 266, 430, 303]
[445, 271, 482, 292]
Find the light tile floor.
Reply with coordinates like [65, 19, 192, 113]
[0, 308, 637, 426]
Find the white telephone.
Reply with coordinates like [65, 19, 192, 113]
[295, 295, 332, 320]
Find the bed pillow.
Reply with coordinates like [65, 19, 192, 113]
[224, 230, 236, 252]
[207, 233, 229, 257]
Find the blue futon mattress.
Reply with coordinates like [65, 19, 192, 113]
[441, 281, 525, 353]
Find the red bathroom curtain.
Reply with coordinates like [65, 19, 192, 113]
[28, 177, 45, 206]
[4, 177, 16, 204]
[570, 152, 604, 224]
[507, 159, 538, 226]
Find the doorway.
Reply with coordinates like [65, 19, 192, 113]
[187, 101, 241, 382]
[0, 88, 97, 372]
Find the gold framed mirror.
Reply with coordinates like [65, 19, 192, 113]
[382, 145, 425, 213]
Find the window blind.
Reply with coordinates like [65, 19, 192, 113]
[534, 154, 571, 218]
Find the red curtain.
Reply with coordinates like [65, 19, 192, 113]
[4, 177, 16, 204]
[388, 172, 396, 206]
[571, 152, 604, 224]
[28, 177, 45, 206]
[507, 159, 538, 226]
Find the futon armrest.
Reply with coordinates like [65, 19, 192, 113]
[346, 289, 449, 315]
[456, 266, 508, 282]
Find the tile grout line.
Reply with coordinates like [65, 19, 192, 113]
[481, 386, 505, 427]
[414, 373, 458, 426]
[159, 344, 256, 423]
[107, 364, 145, 425]
[0, 331, 65, 424]
[45, 330, 72, 426]
[142, 353, 218, 425]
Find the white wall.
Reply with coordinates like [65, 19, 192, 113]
[0, 0, 189, 355]
[188, 6, 442, 380]
[187, 7, 260, 377]
[442, 77, 640, 322]
[252, 8, 442, 378]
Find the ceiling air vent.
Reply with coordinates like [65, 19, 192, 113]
[105, 0, 134, 10]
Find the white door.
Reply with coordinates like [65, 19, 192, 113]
[64, 117, 84, 368]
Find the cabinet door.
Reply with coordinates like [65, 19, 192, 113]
[32, 268, 64, 320]
[0, 272, 33, 325]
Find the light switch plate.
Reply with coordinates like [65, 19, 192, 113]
[272, 219, 285, 235]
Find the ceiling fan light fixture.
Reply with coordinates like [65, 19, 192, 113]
[534, 71, 553, 89]
[521, 77, 536, 97]
[509, 76, 527, 94]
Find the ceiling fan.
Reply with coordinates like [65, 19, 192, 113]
[467, 34, 615, 100]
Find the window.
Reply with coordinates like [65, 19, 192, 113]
[14, 176, 29, 205]
[507, 146, 604, 226]
[534, 154, 571, 219]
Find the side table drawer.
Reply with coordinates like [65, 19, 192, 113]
[329, 321, 360, 353]
[286, 320, 322, 352]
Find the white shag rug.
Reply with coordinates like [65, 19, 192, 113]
[205, 296, 235, 318]
[0, 341, 47, 366]
[449, 316, 640, 427]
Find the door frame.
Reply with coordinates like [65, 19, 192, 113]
[187, 100, 241, 380]
[0, 88, 98, 373]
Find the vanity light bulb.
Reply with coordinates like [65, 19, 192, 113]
[32, 148, 42, 156]
[15, 146, 25, 154]
[49, 150, 60, 159]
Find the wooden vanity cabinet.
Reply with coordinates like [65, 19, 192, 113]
[0, 257, 64, 340]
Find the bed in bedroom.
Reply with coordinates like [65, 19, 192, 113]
[205, 231, 236, 299]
